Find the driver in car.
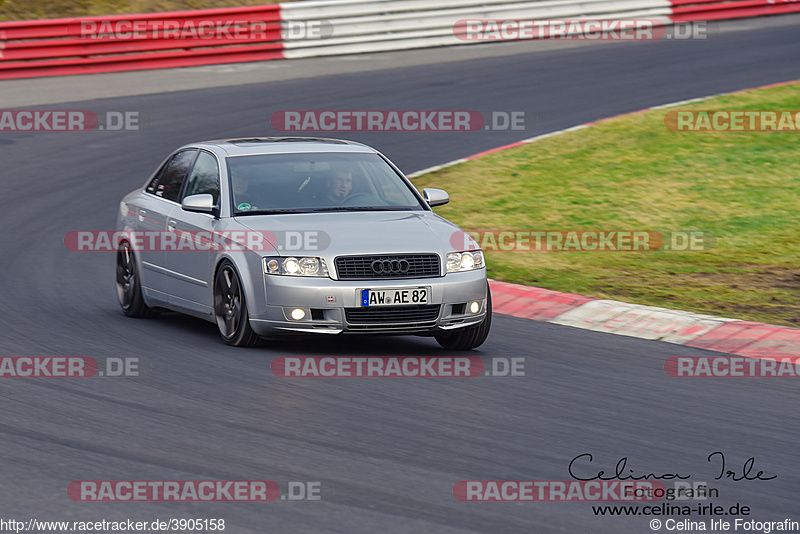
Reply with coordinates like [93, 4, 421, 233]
[324, 169, 353, 205]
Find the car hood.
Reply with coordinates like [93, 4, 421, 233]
[234, 211, 465, 257]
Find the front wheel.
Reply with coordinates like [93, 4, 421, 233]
[214, 261, 261, 347]
[435, 284, 492, 350]
[116, 242, 157, 318]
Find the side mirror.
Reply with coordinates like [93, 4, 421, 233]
[182, 193, 216, 214]
[422, 188, 450, 207]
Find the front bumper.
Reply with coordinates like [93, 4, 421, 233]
[248, 270, 487, 336]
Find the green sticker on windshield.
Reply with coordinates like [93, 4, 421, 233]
[237, 203, 252, 211]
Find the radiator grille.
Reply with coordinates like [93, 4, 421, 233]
[335, 254, 440, 280]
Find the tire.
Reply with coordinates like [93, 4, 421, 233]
[213, 260, 261, 347]
[435, 283, 492, 350]
[116, 242, 158, 318]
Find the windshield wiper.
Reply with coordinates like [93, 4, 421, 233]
[310, 206, 410, 212]
[235, 209, 314, 215]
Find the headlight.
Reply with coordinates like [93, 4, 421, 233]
[264, 256, 329, 277]
[446, 251, 484, 273]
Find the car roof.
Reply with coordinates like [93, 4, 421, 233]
[188, 137, 378, 157]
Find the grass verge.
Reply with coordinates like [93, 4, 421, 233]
[414, 82, 800, 326]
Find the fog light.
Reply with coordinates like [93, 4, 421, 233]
[469, 301, 480, 314]
[291, 308, 306, 320]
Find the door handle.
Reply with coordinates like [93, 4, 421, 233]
[138, 209, 146, 222]
[168, 220, 177, 232]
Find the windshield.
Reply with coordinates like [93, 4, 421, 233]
[227, 152, 426, 215]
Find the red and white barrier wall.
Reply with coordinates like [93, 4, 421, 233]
[1, 0, 799, 80]
[0, 5, 283, 79]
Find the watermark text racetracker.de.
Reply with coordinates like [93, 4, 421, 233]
[65, 230, 328, 253]
[271, 110, 527, 132]
[453, 19, 709, 41]
[80, 19, 272, 40]
[665, 110, 800, 132]
[0, 111, 144, 132]
[68, 480, 329, 501]
[451, 230, 715, 252]
[454, 480, 667, 501]
[665, 356, 800, 378]
[0, 357, 141, 378]
[78, 18, 334, 41]
[271, 356, 527, 378]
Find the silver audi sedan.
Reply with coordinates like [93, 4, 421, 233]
[116, 138, 490, 349]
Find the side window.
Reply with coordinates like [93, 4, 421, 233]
[183, 151, 220, 205]
[145, 149, 197, 202]
[145, 162, 168, 195]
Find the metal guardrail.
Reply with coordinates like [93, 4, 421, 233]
[280, 0, 672, 58]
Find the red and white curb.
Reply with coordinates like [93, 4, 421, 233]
[489, 280, 800, 358]
[413, 79, 800, 359]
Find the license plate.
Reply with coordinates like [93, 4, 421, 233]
[360, 287, 429, 307]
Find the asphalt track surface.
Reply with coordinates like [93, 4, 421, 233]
[1, 15, 800, 533]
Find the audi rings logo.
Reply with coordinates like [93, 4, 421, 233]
[371, 259, 410, 275]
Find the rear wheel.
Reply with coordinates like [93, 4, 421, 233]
[214, 260, 261, 347]
[435, 284, 492, 350]
[116, 242, 157, 318]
